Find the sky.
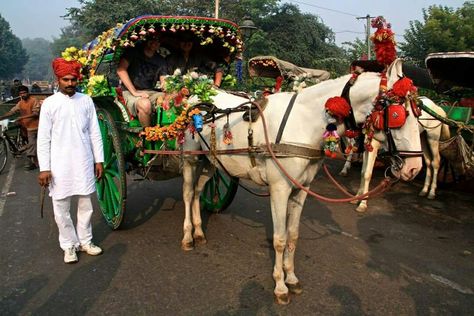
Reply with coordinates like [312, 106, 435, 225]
[0, 0, 468, 44]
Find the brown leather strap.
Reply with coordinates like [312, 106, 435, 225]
[275, 93, 298, 144]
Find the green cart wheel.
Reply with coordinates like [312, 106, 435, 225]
[0, 137, 7, 174]
[96, 108, 127, 229]
[201, 168, 239, 213]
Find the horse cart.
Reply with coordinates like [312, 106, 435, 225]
[78, 15, 245, 229]
[247, 55, 330, 92]
[423, 52, 474, 180]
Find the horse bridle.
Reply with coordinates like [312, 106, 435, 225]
[340, 73, 423, 166]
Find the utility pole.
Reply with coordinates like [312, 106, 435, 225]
[215, 0, 219, 18]
[356, 14, 376, 60]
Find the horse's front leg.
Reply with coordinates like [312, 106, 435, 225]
[191, 159, 214, 245]
[269, 182, 292, 305]
[339, 137, 354, 176]
[355, 139, 381, 212]
[181, 158, 197, 251]
[283, 187, 308, 295]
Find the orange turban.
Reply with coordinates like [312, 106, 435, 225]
[52, 58, 82, 78]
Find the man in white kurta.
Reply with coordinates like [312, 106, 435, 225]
[37, 57, 104, 264]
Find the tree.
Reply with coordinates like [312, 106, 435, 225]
[22, 38, 54, 81]
[400, 2, 474, 66]
[0, 14, 28, 79]
[50, 26, 83, 57]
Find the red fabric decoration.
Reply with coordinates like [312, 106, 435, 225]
[392, 77, 415, 97]
[344, 129, 360, 138]
[325, 97, 351, 121]
[274, 76, 284, 92]
[52, 58, 82, 78]
[370, 16, 396, 66]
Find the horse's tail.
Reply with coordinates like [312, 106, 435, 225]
[440, 122, 451, 141]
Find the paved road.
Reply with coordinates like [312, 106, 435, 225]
[1, 156, 473, 315]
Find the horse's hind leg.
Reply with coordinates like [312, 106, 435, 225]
[419, 136, 432, 197]
[182, 158, 197, 251]
[269, 182, 292, 305]
[427, 137, 441, 199]
[283, 188, 308, 295]
[191, 160, 214, 245]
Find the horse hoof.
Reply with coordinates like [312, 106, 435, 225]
[427, 194, 436, 200]
[418, 191, 427, 197]
[355, 205, 367, 213]
[194, 236, 207, 245]
[181, 242, 194, 251]
[274, 293, 290, 305]
[339, 171, 348, 177]
[286, 282, 303, 295]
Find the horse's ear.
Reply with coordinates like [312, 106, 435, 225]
[386, 58, 403, 88]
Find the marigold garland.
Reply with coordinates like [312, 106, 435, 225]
[142, 108, 201, 142]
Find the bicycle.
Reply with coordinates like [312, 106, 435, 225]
[0, 118, 27, 173]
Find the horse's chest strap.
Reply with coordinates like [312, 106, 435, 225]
[275, 93, 298, 144]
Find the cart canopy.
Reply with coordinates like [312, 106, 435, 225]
[248, 56, 330, 82]
[425, 52, 474, 90]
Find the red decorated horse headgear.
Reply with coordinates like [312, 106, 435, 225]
[370, 16, 397, 66]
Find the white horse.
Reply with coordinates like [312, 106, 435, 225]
[180, 59, 422, 304]
[349, 97, 450, 213]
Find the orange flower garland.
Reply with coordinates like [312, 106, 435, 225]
[142, 108, 201, 142]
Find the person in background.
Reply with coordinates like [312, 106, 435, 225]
[37, 57, 104, 264]
[31, 82, 42, 93]
[0, 85, 40, 170]
[10, 79, 21, 98]
[116, 36, 168, 127]
[0, 80, 8, 101]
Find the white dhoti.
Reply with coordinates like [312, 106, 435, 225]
[52, 194, 94, 250]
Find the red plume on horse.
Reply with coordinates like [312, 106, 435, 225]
[370, 16, 397, 67]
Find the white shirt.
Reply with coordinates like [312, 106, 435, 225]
[37, 91, 104, 199]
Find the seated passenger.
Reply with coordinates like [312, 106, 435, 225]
[213, 54, 232, 88]
[167, 32, 211, 75]
[116, 37, 168, 127]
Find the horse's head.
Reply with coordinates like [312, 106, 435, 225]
[351, 59, 423, 181]
[376, 59, 422, 180]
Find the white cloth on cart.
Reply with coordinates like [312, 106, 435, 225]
[37, 92, 104, 199]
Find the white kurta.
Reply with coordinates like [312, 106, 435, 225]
[37, 92, 104, 199]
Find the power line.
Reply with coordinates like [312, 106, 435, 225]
[288, 0, 360, 17]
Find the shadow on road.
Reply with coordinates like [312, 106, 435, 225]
[32, 243, 126, 314]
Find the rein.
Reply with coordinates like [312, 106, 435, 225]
[185, 99, 396, 203]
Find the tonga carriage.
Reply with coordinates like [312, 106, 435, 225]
[423, 52, 474, 180]
[79, 15, 245, 229]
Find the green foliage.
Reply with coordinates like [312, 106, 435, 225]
[164, 71, 217, 104]
[0, 14, 28, 79]
[254, 4, 344, 68]
[400, 2, 474, 66]
[21, 38, 54, 81]
[50, 26, 83, 57]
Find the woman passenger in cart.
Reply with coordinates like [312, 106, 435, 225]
[167, 31, 229, 87]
